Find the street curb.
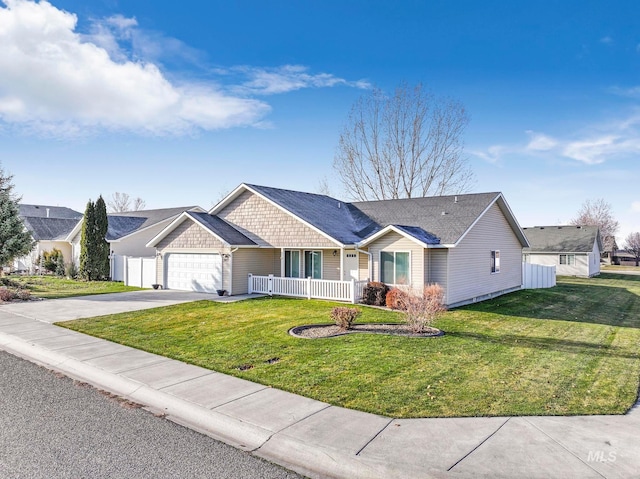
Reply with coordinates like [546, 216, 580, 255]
[1, 331, 442, 479]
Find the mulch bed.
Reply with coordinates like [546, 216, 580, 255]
[289, 323, 444, 339]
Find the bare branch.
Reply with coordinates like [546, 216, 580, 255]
[334, 83, 473, 200]
[570, 198, 619, 251]
[107, 192, 146, 212]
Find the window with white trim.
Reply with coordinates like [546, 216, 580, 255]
[284, 250, 300, 278]
[559, 254, 575, 265]
[380, 251, 410, 284]
[304, 251, 322, 279]
[491, 250, 500, 273]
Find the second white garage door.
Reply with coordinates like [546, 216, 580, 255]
[165, 253, 222, 293]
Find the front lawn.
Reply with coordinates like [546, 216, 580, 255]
[58, 273, 640, 418]
[8, 276, 143, 299]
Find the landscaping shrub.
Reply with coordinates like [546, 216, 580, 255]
[361, 281, 389, 306]
[42, 248, 64, 274]
[0, 287, 16, 302]
[330, 307, 361, 330]
[15, 289, 31, 301]
[402, 284, 447, 333]
[65, 261, 79, 279]
[0, 277, 21, 289]
[386, 287, 409, 310]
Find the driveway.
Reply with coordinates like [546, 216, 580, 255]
[0, 290, 219, 323]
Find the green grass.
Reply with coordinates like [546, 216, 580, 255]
[10, 276, 143, 299]
[58, 273, 640, 418]
[603, 264, 640, 271]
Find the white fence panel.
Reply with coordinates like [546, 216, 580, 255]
[123, 256, 156, 288]
[522, 263, 556, 289]
[249, 275, 368, 303]
[111, 255, 126, 282]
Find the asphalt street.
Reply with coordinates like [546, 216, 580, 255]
[0, 351, 302, 479]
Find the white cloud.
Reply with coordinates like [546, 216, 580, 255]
[632, 201, 640, 213]
[232, 65, 371, 95]
[0, 1, 366, 137]
[473, 113, 640, 166]
[600, 36, 613, 45]
[525, 131, 557, 151]
[0, 0, 269, 135]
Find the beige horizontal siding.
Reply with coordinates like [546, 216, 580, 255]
[368, 231, 424, 288]
[447, 203, 522, 306]
[528, 252, 590, 277]
[218, 190, 338, 248]
[232, 248, 279, 294]
[322, 250, 340, 281]
[359, 250, 370, 281]
[426, 248, 448, 297]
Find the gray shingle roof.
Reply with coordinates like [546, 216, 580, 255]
[19, 204, 82, 220]
[187, 212, 256, 246]
[22, 217, 81, 241]
[522, 225, 601, 253]
[107, 206, 199, 241]
[392, 225, 441, 245]
[246, 184, 376, 244]
[352, 192, 502, 245]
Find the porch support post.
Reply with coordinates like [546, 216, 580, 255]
[340, 247, 344, 281]
[280, 248, 285, 277]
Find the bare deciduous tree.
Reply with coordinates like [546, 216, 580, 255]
[570, 198, 619, 253]
[333, 83, 474, 201]
[107, 192, 146, 213]
[625, 232, 640, 266]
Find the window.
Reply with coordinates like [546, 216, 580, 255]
[284, 250, 300, 278]
[491, 250, 500, 273]
[380, 251, 410, 284]
[559, 254, 575, 265]
[304, 251, 322, 279]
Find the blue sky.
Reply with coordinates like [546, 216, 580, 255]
[1, 0, 640, 242]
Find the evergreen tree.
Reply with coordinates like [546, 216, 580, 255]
[0, 165, 34, 269]
[79, 200, 95, 280]
[94, 195, 110, 280]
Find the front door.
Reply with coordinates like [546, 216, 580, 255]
[344, 251, 359, 281]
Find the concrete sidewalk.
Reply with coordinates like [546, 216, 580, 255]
[1, 307, 638, 479]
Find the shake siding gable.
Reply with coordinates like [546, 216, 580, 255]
[369, 231, 424, 288]
[447, 203, 522, 306]
[217, 190, 338, 248]
[156, 220, 227, 250]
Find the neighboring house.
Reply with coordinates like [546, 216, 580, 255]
[147, 184, 529, 307]
[14, 205, 83, 272]
[66, 206, 203, 280]
[522, 225, 602, 277]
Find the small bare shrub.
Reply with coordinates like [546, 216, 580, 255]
[331, 307, 361, 330]
[385, 288, 409, 310]
[361, 282, 389, 306]
[0, 287, 17, 302]
[16, 289, 31, 301]
[402, 284, 447, 334]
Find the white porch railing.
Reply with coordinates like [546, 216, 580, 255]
[522, 263, 556, 289]
[248, 274, 368, 304]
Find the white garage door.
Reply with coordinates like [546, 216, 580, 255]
[165, 253, 222, 293]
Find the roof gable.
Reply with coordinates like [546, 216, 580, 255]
[147, 211, 255, 248]
[523, 225, 601, 253]
[22, 217, 81, 240]
[19, 204, 82, 220]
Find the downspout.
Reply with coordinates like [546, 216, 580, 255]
[355, 246, 372, 281]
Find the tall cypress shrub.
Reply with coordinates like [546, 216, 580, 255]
[94, 195, 110, 280]
[79, 200, 95, 280]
